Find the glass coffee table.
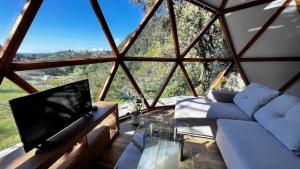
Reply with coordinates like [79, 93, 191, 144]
[131, 117, 192, 169]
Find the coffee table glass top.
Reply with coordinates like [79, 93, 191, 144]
[132, 116, 192, 169]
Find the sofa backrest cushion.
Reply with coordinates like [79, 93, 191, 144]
[233, 82, 280, 118]
[207, 90, 238, 103]
[254, 94, 300, 152]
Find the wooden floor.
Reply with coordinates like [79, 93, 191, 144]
[93, 109, 226, 169]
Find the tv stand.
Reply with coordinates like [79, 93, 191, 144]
[0, 101, 119, 169]
[35, 141, 57, 154]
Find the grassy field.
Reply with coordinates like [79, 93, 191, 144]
[0, 79, 27, 150]
[0, 75, 135, 151]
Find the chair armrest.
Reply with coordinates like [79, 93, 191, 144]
[206, 90, 238, 103]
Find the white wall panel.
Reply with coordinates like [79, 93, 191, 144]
[244, 1, 300, 57]
[225, 0, 284, 54]
[241, 62, 300, 89]
[286, 79, 300, 97]
[226, 0, 257, 8]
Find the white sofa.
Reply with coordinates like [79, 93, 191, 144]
[174, 82, 300, 169]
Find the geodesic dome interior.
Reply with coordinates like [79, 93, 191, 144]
[0, 0, 299, 113]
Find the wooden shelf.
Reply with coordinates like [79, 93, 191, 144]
[0, 101, 119, 169]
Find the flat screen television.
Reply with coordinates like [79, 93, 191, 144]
[9, 79, 93, 152]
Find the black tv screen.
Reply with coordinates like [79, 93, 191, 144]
[9, 79, 92, 152]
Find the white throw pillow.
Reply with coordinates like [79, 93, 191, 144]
[233, 82, 279, 118]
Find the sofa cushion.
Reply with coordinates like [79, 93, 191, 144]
[175, 97, 215, 138]
[216, 119, 300, 169]
[208, 102, 251, 121]
[255, 94, 300, 152]
[174, 97, 251, 137]
[233, 82, 279, 118]
[175, 97, 251, 120]
[207, 90, 238, 103]
[175, 97, 212, 119]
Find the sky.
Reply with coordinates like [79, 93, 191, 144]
[0, 0, 145, 53]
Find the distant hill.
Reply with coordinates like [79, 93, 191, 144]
[15, 50, 112, 61]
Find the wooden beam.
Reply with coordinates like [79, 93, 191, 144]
[183, 58, 233, 62]
[0, 59, 3, 70]
[237, 0, 292, 58]
[98, 62, 119, 101]
[0, 75, 3, 85]
[167, 0, 181, 59]
[151, 63, 178, 107]
[219, 0, 228, 11]
[90, 0, 119, 57]
[120, 62, 150, 109]
[296, 0, 300, 15]
[0, 0, 43, 64]
[279, 71, 300, 91]
[125, 56, 177, 62]
[224, 0, 276, 13]
[179, 63, 198, 96]
[240, 57, 300, 62]
[210, 63, 233, 90]
[0, 61, 4, 85]
[120, 0, 164, 56]
[5, 70, 38, 93]
[219, 15, 250, 84]
[10, 56, 234, 72]
[10, 56, 238, 71]
[181, 14, 219, 58]
[186, 0, 219, 14]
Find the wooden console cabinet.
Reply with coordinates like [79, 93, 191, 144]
[0, 101, 119, 169]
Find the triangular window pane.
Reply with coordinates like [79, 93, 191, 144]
[0, 78, 26, 150]
[16, 63, 114, 102]
[126, 1, 175, 57]
[0, 0, 26, 47]
[99, 0, 151, 50]
[16, 0, 111, 61]
[174, 0, 214, 52]
[125, 61, 173, 105]
[186, 20, 231, 59]
[221, 66, 246, 91]
[159, 67, 190, 106]
[184, 62, 228, 94]
[105, 67, 145, 117]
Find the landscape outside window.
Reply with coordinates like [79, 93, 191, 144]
[0, 79, 26, 150]
[0, 0, 244, 151]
